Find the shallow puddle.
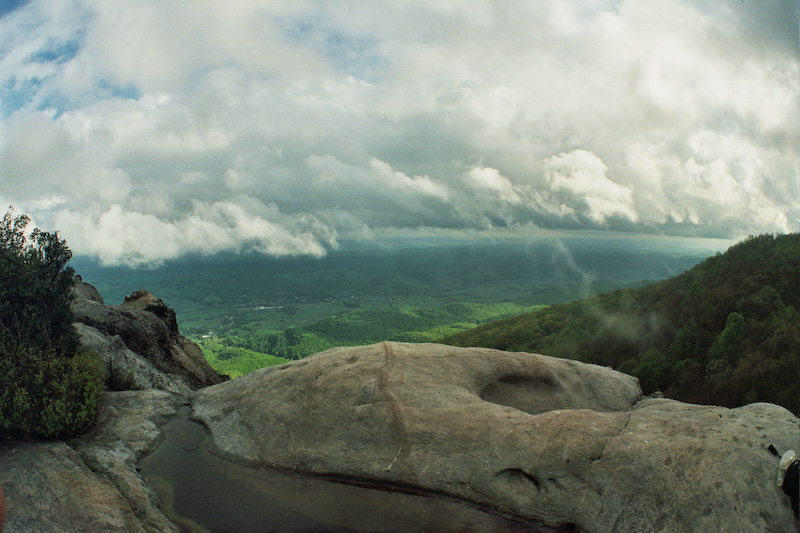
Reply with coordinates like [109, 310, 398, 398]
[139, 407, 558, 532]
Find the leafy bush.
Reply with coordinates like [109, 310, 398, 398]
[0, 345, 104, 438]
[0, 209, 104, 439]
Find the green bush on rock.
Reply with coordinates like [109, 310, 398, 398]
[0, 209, 104, 439]
[0, 344, 104, 438]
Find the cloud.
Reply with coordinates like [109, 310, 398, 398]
[369, 158, 450, 201]
[466, 165, 522, 205]
[0, 0, 796, 265]
[52, 201, 331, 267]
[623, 128, 799, 233]
[545, 150, 638, 225]
[0, 112, 132, 206]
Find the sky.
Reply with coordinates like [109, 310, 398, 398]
[0, 0, 798, 267]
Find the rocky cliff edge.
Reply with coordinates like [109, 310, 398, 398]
[70, 278, 227, 392]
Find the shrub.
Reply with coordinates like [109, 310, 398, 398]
[0, 208, 104, 439]
[0, 344, 104, 438]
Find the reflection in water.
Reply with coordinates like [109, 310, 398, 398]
[139, 408, 556, 532]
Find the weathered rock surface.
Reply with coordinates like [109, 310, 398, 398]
[71, 275, 105, 304]
[193, 342, 800, 532]
[0, 441, 141, 532]
[75, 322, 192, 394]
[71, 286, 226, 390]
[73, 390, 183, 533]
[0, 390, 182, 533]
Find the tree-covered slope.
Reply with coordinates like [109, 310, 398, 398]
[443, 233, 800, 414]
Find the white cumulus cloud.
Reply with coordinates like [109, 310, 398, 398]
[466, 165, 522, 205]
[545, 150, 638, 225]
[0, 0, 796, 264]
[52, 201, 330, 267]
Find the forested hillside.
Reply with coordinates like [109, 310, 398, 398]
[444, 234, 800, 414]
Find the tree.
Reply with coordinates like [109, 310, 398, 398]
[668, 319, 701, 363]
[633, 348, 669, 394]
[708, 312, 745, 364]
[0, 210, 79, 356]
[0, 208, 103, 439]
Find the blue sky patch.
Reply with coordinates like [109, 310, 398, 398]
[0, 0, 31, 18]
[28, 40, 80, 64]
[97, 79, 141, 101]
[282, 16, 388, 83]
[1, 75, 42, 116]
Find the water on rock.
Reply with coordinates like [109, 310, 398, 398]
[140, 407, 561, 533]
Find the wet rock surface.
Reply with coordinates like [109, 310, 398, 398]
[193, 342, 800, 532]
[72, 390, 184, 533]
[141, 407, 558, 532]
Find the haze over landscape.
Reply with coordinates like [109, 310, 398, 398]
[1, 0, 797, 267]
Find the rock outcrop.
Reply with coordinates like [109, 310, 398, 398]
[71, 281, 226, 391]
[193, 342, 800, 532]
[0, 280, 220, 532]
[75, 323, 192, 394]
[3, 276, 798, 533]
[71, 275, 105, 304]
[0, 390, 182, 532]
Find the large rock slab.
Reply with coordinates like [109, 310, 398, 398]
[0, 391, 182, 533]
[0, 441, 142, 532]
[192, 342, 800, 532]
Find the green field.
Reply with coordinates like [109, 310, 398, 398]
[199, 301, 546, 377]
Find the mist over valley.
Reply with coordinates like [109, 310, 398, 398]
[71, 232, 727, 339]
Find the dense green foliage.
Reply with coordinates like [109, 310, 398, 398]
[0, 211, 79, 357]
[444, 234, 800, 414]
[301, 302, 543, 347]
[201, 343, 290, 379]
[201, 302, 543, 376]
[0, 209, 104, 438]
[0, 345, 104, 438]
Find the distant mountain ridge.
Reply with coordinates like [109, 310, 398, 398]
[443, 233, 800, 415]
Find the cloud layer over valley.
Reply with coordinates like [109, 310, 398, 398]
[1, 0, 797, 265]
